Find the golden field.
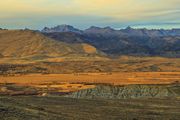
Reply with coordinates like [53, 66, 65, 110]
[0, 72, 179, 85]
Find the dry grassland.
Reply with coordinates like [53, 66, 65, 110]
[0, 72, 179, 85]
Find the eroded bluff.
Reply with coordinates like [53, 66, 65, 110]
[65, 84, 180, 99]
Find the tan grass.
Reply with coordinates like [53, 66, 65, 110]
[0, 72, 179, 85]
[82, 44, 97, 54]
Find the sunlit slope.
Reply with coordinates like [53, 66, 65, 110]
[0, 30, 101, 58]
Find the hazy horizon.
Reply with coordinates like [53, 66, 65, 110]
[1, 23, 180, 31]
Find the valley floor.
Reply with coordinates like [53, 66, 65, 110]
[0, 71, 179, 120]
[0, 96, 180, 120]
[0, 72, 179, 85]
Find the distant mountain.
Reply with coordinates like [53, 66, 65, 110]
[42, 25, 180, 57]
[120, 27, 180, 37]
[85, 26, 115, 33]
[89, 35, 180, 57]
[41, 25, 180, 37]
[84, 26, 122, 37]
[0, 30, 101, 58]
[41, 25, 82, 34]
[43, 32, 85, 43]
[84, 26, 180, 37]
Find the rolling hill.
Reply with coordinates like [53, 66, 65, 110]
[0, 30, 102, 59]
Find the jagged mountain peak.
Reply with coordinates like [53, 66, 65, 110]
[41, 25, 82, 34]
[104, 26, 114, 30]
[84, 26, 116, 34]
[125, 26, 133, 30]
[86, 26, 114, 31]
[41, 25, 180, 37]
[87, 26, 101, 30]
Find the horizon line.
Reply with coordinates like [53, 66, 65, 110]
[1, 24, 180, 31]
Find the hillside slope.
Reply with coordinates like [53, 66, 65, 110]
[0, 30, 101, 58]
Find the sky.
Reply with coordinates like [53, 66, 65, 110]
[0, 0, 180, 30]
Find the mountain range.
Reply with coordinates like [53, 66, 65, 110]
[0, 25, 179, 60]
[42, 25, 180, 57]
[42, 25, 180, 37]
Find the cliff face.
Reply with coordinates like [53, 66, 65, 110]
[65, 84, 180, 99]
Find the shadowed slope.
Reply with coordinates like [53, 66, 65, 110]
[42, 25, 180, 57]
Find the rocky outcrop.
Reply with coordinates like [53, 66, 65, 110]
[65, 84, 180, 99]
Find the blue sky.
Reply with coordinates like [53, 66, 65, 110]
[0, 0, 179, 30]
